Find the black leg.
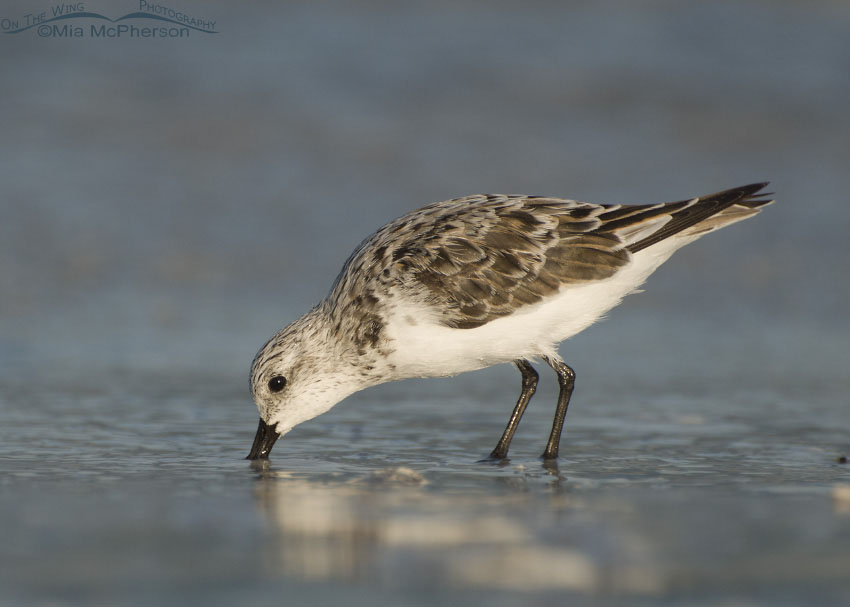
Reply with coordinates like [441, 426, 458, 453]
[541, 357, 576, 460]
[489, 359, 538, 459]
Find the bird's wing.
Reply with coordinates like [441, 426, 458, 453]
[331, 184, 772, 330]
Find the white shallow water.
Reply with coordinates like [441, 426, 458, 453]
[1, 1, 849, 605]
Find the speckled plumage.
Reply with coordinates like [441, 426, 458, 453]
[248, 183, 773, 460]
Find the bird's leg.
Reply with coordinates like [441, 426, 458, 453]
[541, 357, 576, 460]
[489, 359, 538, 460]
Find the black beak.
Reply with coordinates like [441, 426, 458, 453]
[246, 418, 280, 460]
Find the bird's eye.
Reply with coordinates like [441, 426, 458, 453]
[267, 376, 287, 393]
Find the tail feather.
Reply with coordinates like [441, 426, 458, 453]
[627, 182, 773, 253]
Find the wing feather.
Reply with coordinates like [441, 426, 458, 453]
[326, 185, 773, 331]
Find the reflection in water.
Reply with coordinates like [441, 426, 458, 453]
[834, 484, 850, 515]
[251, 465, 663, 594]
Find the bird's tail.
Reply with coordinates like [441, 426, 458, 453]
[627, 183, 774, 253]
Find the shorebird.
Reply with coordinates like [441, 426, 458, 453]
[247, 182, 773, 460]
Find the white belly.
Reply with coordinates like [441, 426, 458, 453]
[382, 241, 686, 379]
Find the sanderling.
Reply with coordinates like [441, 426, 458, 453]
[248, 183, 773, 460]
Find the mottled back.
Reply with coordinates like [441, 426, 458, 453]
[327, 194, 636, 330]
[326, 184, 771, 332]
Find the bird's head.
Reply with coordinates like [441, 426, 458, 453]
[246, 309, 369, 460]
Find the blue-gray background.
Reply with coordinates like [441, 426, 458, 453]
[1, 2, 848, 605]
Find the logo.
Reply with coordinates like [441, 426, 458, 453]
[1, 1, 217, 38]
